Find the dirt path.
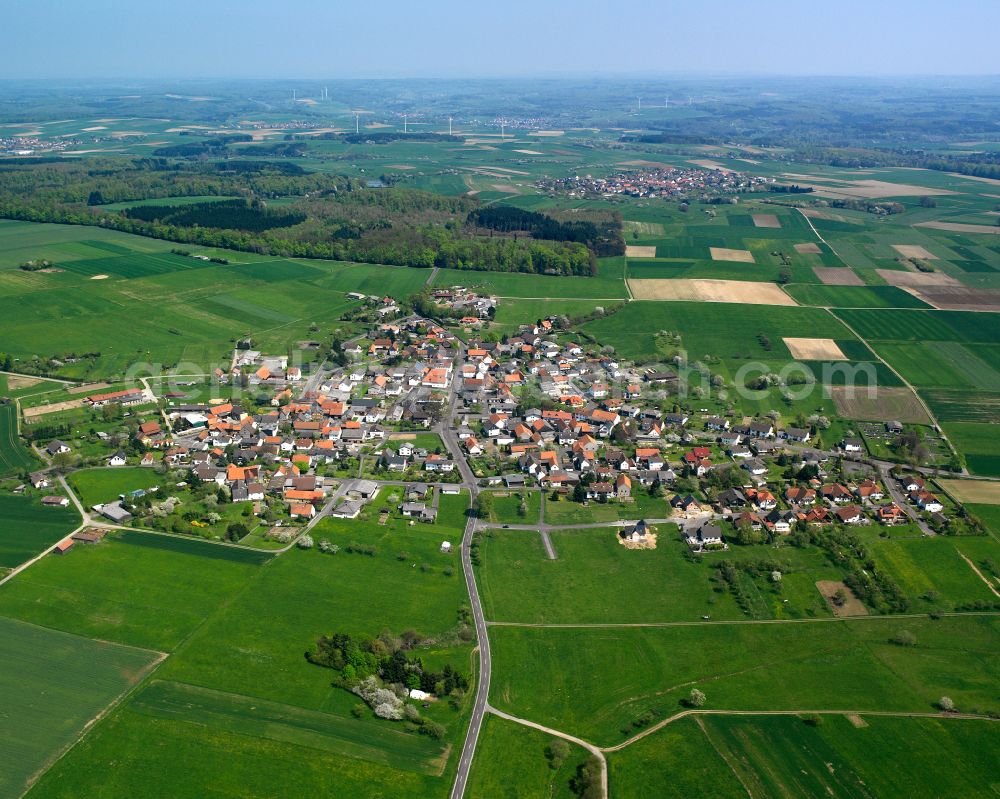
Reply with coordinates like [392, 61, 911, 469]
[957, 551, 1000, 598]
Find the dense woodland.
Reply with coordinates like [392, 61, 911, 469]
[0, 159, 598, 275]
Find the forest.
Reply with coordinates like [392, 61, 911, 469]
[467, 206, 625, 257]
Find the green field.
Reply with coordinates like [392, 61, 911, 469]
[478, 530, 843, 624]
[0, 532, 264, 650]
[0, 616, 159, 799]
[67, 467, 166, 507]
[609, 714, 1000, 799]
[488, 615, 1000, 745]
[0, 403, 37, 475]
[0, 494, 79, 568]
[432, 264, 628, 299]
[784, 284, 932, 309]
[466, 714, 588, 799]
[943, 422, 1000, 476]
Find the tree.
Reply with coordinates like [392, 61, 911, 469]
[545, 738, 570, 770]
[297, 534, 315, 549]
[474, 492, 493, 520]
[687, 688, 706, 708]
[938, 696, 956, 712]
[226, 522, 249, 542]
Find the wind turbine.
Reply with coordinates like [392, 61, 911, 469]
[448, 116, 453, 136]
[403, 114, 408, 134]
[355, 113, 360, 134]
[637, 96, 641, 112]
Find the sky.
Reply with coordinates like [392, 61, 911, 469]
[2, 0, 999, 80]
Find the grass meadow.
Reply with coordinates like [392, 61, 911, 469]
[487, 615, 1000, 745]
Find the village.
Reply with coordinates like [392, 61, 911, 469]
[535, 165, 771, 200]
[18, 291, 972, 559]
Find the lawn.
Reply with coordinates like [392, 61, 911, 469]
[0, 616, 159, 799]
[487, 615, 1000, 745]
[542, 493, 670, 525]
[466, 714, 589, 799]
[481, 488, 541, 525]
[0, 494, 79, 568]
[68, 467, 164, 507]
[0, 532, 264, 651]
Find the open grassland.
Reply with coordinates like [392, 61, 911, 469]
[609, 714, 1000, 799]
[584, 301, 855, 362]
[488, 615, 1000, 745]
[0, 533, 263, 650]
[0, 403, 38, 475]
[867, 536, 1000, 610]
[466, 714, 588, 799]
[0, 616, 159, 799]
[541, 493, 668, 526]
[0, 494, 79, 569]
[478, 530, 842, 624]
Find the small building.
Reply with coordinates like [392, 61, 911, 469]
[41, 495, 69, 507]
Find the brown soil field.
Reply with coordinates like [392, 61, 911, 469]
[915, 221, 1000, 235]
[689, 159, 733, 172]
[816, 581, 868, 617]
[799, 208, 850, 223]
[386, 164, 415, 170]
[490, 184, 520, 194]
[905, 286, 1000, 312]
[791, 179, 956, 200]
[946, 173, 1000, 186]
[830, 386, 930, 424]
[23, 399, 86, 418]
[628, 278, 797, 306]
[813, 267, 865, 286]
[709, 247, 755, 263]
[794, 242, 822, 254]
[892, 244, 938, 259]
[625, 245, 657, 258]
[876, 268, 961, 288]
[67, 382, 111, 395]
[513, 149, 543, 155]
[5, 375, 44, 390]
[783, 338, 847, 361]
[752, 214, 781, 228]
[937, 480, 1000, 505]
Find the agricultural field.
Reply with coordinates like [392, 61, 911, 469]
[488, 615, 1000, 745]
[432, 262, 628, 299]
[609, 714, 1000, 799]
[942, 422, 1000, 476]
[0, 403, 37, 475]
[0, 531, 266, 650]
[0, 616, 160, 799]
[0, 494, 79, 568]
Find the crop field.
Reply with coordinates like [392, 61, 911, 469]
[925, 389, 1000, 423]
[614, 714, 1000, 799]
[874, 341, 1000, 390]
[0, 616, 159, 799]
[487, 615, 1000, 744]
[0, 494, 79, 568]
[0, 533, 264, 650]
[68, 467, 164, 507]
[942, 422, 1000, 476]
[938, 479, 1000, 504]
[583, 301, 855, 362]
[628, 278, 797, 305]
[785, 284, 932, 309]
[431, 264, 628, 299]
[0, 403, 37, 475]
[830, 386, 930, 423]
[478, 530, 842, 624]
[466, 714, 588, 799]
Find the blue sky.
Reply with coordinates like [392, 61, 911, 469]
[2, 0, 999, 79]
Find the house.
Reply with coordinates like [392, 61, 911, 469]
[743, 458, 768, 476]
[671, 494, 701, 514]
[353, 480, 380, 499]
[854, 479, 884, 501]
[107, 451, 127, 467]
[331, 500, 365, 519]
[685, 522, 724, 551]
[615, 473, 632, 499]
[746, 487, 777, 511]
[717, 488, 747, 509]
[619, 519, 653, 545]
[29, 471, 49, 489]
[822, 484, 854, 504]
[290, 503, 316, 519]
[46, 440, 71, 456]
[785, 486, 816, 506]
[835, 505, 865, 525]
[913, 490, 944, 513]
[98, 501, 132, 524]
[841, 437, 864, 453]
[878, 503, 907, 525]
[42, 495, 69, 507]
[783, 426, 811, 443]
[140, 452, 155, 467]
